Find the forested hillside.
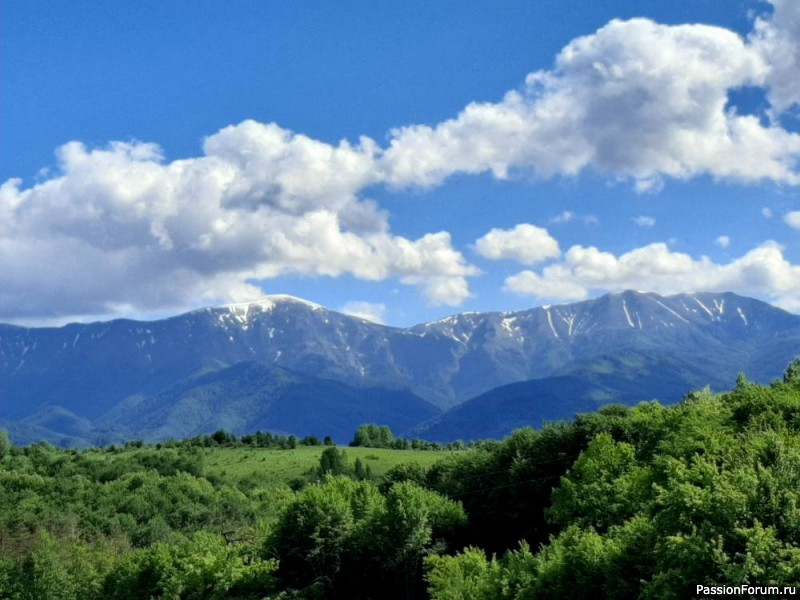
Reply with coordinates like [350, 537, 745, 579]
[2, 358, 800, 599]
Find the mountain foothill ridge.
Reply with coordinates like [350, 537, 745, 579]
[1, 290, 798, 445]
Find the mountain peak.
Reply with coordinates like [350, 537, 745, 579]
[197, 295, 327, 330]
[185, 294, 325, 321]
[222, 295, 324, 312]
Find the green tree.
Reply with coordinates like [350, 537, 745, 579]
[0, 429, 10, 463]
[425, 547, 498, 600]
[548, 433, 643, 531]
[269, 477, 382, 587]
[102, 532, 277, 599]
[783, 355, 800, 386]
[211, 429, 235, 445]
[369, 482, 466, 599]
[354, 458, 367, 480]
[11, 531, 114, 600]
[319, 447, 349, 476]
[351, 424, 394, 448]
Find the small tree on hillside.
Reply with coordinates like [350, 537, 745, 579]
[319, 447, 348, 476]
[354, 457, 367, 480]
[0, 429, 10, 462]
[784, 356, 800, 386]
[351, 424, 394, 448]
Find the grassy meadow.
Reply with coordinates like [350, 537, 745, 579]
[201, 444, 455, 483]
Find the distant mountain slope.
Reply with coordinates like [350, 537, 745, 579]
[0, 295, 461, 418]
[412, 291, 800, 401]
[92, 362, 440, 443]
[1, 291, 799, 445]
[413, 352, 742, 442]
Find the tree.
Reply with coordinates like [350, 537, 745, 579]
[10, 531, 113, 600]
[269, 477, 382, 587]
[211, 429, 235, 445]
[425, 546, 496, 600]
[783, 356, 800, 386]
[354, 458, 367, 480]
[351, 424, 394, 448]
[369, 482, 466, 598]
[102, 532, 278, 599]
[0, 429, 10, 462]
[548, 433, 640, 532]
[319, 447, 348, 476]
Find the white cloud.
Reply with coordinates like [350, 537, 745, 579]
[5, 4, 800, 323]
[785, 211, 800, 230]
[548, 210, 599, 225]
[382, 17, 800, 189]
[340, 301, 387, 324]
[763, 207, 774, 218]
[0, 121, 477, 321]
[715, 235, 731, 248]
[549, 211, 576, 224]
[751, 0, 800, 113]
[504, 241, 800, 312]
[474, 224, 560, 264]
[633, 216, 656, 227]
[407, 275, 473, 307]
[505, 269, 589, 302]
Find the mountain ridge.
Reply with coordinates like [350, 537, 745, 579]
[1, 291, 799, 445]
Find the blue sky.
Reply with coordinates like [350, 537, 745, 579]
[1, 0, 799, 326]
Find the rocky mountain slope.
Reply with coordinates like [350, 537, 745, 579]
[1, 291, 798, 444]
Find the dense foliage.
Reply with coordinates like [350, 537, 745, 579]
[2, 358, 800, 598]
[424, 359, 800, 598]
[0, 434, 463, 598]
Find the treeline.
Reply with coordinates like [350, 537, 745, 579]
[111, 429, 335, 451]
[349, 423, 471, 451]
[107, 425, 470, 452]
[2, 357, 800, 598]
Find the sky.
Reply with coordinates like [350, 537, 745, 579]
[1, 0, 799, 327]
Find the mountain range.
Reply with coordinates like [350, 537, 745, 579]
[1, 291, 799, 445]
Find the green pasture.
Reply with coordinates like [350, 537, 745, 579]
[202, 445, 453, 483]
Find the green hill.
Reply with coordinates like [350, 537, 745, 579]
[3, 357, 800, 599]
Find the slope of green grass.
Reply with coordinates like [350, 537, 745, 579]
[203, 445, 453, 484]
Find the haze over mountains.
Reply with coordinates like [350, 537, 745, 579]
[1, 291, 799, 445]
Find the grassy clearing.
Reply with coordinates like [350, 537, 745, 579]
[203, 445, 454, 483]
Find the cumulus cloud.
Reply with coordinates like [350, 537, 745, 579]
[633, 216, 656, 227]
[381, 17, 800, 189]
[504, 241, 800, 312]
[340, 301, 387, 324]
[715, 235, 731, 248]
[785, 211, 800, 230]
[5, 3, 800, 323]
[474, 224, 560, 264]
[751, 0, 800, 113]
[0, 121, 476, 321]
